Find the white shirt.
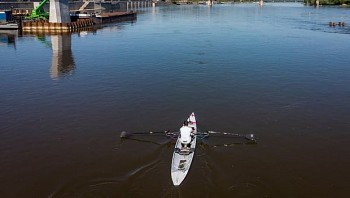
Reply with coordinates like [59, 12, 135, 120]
[179, 126, 192, 144]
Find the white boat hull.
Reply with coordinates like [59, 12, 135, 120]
[171, 113, 197, 186]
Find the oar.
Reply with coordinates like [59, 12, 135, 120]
[122, 137, 164, 145]
[120, 131, 178, 139]
[195, 132, 210, 139]
[205, 131, 256, 142]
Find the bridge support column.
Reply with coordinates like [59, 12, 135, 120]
[49, 0, 71, 23]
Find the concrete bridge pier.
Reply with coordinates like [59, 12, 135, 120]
[49, 0, 70, 23]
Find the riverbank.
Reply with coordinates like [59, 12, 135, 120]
[303, 0, 350, 6]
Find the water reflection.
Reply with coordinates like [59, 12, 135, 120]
[0, 30, 17, 48]
[50, 34, 75, 80]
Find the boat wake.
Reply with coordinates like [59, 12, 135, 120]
[49, 142, 169, 197]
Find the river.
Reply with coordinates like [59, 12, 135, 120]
[1, 3, 350, 198]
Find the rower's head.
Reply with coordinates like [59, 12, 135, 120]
[183, 121, 189, 126]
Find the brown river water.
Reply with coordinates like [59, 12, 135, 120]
[1, 3, 350, 198]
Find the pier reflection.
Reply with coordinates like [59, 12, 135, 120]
[50, 34, 75, 80]
[0, 30, 17, 48]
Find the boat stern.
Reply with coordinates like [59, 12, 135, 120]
[171, 170, 188, 186]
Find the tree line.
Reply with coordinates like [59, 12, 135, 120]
[304, 0, 350, 5]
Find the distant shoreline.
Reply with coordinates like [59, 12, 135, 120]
[302, 0, 349, 6]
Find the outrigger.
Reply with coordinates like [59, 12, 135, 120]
[120, 112, 256, 186]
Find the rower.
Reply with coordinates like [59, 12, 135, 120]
[179, 122, 194, 149]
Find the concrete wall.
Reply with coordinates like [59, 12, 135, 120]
[94, 2, 125, 13]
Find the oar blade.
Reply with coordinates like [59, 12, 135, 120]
[244, 134, 257, 143]
[120, 131, 130, 138]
